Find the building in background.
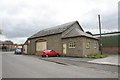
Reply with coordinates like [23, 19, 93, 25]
[0, 40, 15, 51]
[94, 32, 120, 54]
[0, 40, 3, 51]
[14, 44, 23, 49]
[0, 40, 23, 51]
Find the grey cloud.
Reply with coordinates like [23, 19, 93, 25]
[0, 1, 59, 38]
[118, 1, 120, 30]
[0, 0, 118, 39]
[0, 1, 24, 14]
[81, 9, 118, 32]
[102, 13, 118, 30]
[1, 18, 59, 38]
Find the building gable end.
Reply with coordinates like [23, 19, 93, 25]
[62, 22, 83, 38]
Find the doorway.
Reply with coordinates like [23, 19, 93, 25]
[63, 43, 67, 54]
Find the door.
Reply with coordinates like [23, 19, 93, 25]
[63, 44, 67, 54]
[36, 41, 47, 51]
[23, 45, 27, 54]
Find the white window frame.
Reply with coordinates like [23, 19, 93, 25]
[86, 42, 90, 49]
[94, 43, 97, 49]
[69, 42, 76, 48]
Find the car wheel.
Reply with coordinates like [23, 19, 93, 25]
[56, 54, 59, 57]
[46, 55, 49, 57]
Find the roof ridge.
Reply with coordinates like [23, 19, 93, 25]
[43, 21, 77, 31]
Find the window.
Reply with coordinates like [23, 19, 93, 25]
[86, 42, 90, 49]
[69, 42, 76, 48]
[94, 43, 97, 49]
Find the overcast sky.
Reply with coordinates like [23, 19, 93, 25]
[0, 0, 119, 44]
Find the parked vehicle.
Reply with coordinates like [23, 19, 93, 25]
[41, 50, 60, 57]
[14, 48, 22, 54]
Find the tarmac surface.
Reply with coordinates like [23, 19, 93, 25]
[40, 56, 119, 73]
[2, 51, 118, 78]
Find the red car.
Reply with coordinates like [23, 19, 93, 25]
[41, 50, 60, 57]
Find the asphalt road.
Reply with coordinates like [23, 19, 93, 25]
[2, 52, 118, 78]
[40, 57, 119, 73]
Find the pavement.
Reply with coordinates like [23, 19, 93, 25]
[40, 54, 119, 66]
[2, 51, 118, 78]
[0, 51, 2, 80]
[86, 54, 119, 66]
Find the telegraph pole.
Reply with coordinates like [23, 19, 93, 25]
[98, 15, 102, 54]
[0, 29, 2, 34]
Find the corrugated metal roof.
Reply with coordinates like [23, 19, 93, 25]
[29, 21, 77, 39]
[93, 31, 120, 37]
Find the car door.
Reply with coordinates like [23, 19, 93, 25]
[50, 50, 56, 56]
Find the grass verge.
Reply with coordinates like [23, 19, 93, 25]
[85, 53, 108, 59]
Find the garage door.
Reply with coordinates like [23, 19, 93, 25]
[36, 41, 47, 51]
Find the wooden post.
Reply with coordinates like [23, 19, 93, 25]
[98, 15, 102, 54]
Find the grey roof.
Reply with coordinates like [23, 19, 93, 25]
[62, 28, 98, 39]
[29, 21, 81, 39]
[29, 21, 98, 40]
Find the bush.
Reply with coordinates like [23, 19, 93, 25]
[85, 53, 108, 59]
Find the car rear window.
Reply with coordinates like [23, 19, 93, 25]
[47, 50, 52, 52]
[16, 49, 21, 52]
[43, 50, 55, 52]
